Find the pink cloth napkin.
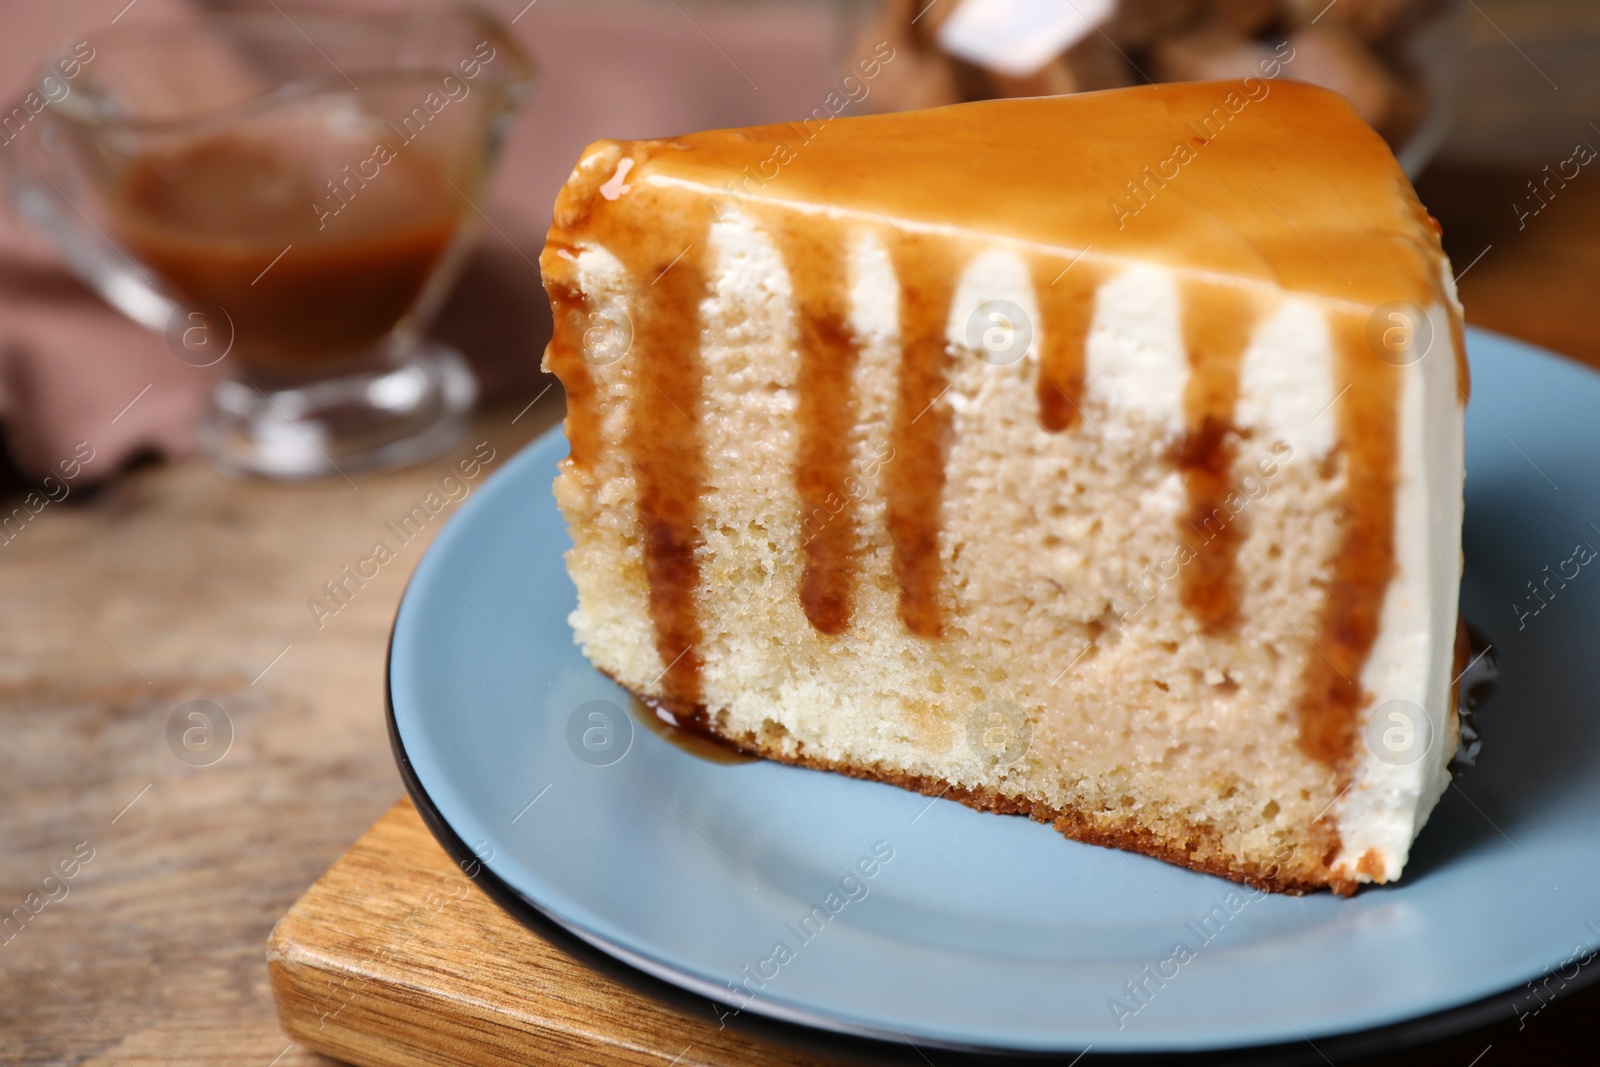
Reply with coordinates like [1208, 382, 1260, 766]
[0, 0, 211, 479]
[0, 0, 840, 480]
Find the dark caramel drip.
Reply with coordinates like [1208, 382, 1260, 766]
[884, 237, 957, 639]
[1297, 313, 1399, 764]
[629, 240, 712, 707]
[542, 273, 601, 478]
[628, 697, 759, 765]
[776, 219, 863, 636]
[558, 168, 718, 709]
[1032, 256, 1101, 432]
[1175, 282, 1258, 632]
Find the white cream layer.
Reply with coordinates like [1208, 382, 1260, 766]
[1332, 294, 1465, 884]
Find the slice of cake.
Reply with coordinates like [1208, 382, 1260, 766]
[539, 80, 1466, 895]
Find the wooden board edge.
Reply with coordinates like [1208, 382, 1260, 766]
[262, 801, 862, 1067]
[267, 876, 606, 1067]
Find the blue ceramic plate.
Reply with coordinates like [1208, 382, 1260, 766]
[389, 327, 1600, 1056]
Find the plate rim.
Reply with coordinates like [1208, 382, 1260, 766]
[389, 671, 1600, 1062]
[387, 326, 1600, 1058]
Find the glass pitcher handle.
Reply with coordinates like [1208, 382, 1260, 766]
[2, 103, 177, 332]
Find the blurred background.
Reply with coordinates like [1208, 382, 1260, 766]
[3, 1, 1598, 1064]
[4, 0, 1599, 487]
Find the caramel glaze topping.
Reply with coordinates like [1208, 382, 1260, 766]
[768, 213, 865, 636]
[543, 82, 1459, 769]
[1033, 256, 1103, 432]
[884, 236, 959, 639]
[1175, 281, 1260, 632]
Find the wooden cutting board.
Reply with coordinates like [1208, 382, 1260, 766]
[265, 797, 894, 1067]
[266, 795, 1599, 1067]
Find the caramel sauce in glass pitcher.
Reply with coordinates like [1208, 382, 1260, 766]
[110, 104, 465, 373]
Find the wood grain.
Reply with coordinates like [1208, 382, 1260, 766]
[268, 798, 862, 1067]
[2, 267, 1598, 1067]
[0, 398, 559, 1067]
[6, 168, 1600, 1064]
[8, 29, 1600, 1062]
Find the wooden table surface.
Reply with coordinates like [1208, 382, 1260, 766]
[5, 163, 1600, 1066]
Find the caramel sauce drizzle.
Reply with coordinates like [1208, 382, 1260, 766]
[629, 697, 759, 765]
[539, 269, 601, 480]
[772, 216, 864, 636]
[1032, 255, 1102, 432]
[1296, 313, 1400, 764]
[884, 237, 958, 639]
[547, 153, 717, 710]
[625, 223, 714, 709]
[545, 84, 1451, 769]
[1175, 282, 1259, 632]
